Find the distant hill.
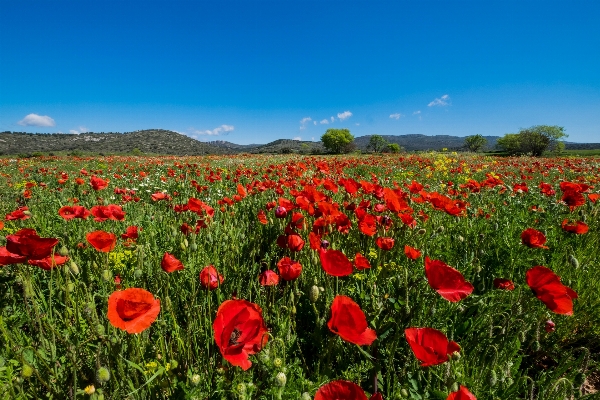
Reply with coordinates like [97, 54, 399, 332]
[1, 130, 598, 156]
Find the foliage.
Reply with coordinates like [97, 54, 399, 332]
[464, 134, 487, 152]
[386, 143, 402, 153]
[496, 125, 567, 156]
[366, 135, 388, 153]
[321, 129, 355, 154]
[0, 153, 598, 399]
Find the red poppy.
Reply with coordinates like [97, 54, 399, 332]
[561, 190, 586, 211]
[28, 254, 69, 270]
[259, 270, 280, 286]
[6, 228, 59, 260]
[447, 385, 477, 400]
[151, 192, 171, 201]
[90, 205, 126, 222]
[588, 193, 599, 203]
[90, 176, 109, 191]
[328, 295, 377, 346]
[5, 206, 30, 221]
[493, 278, 515, 291]
[405, 327, 460, 367]
[319, 248, 353, 277]
[526, 266, 578, 315]
[257, 209, 268, 224]
[277, 257, 302, 280]
[314, 380, 369, 400]
[521, 228, 548, 249]
[375, 236, 395, 251]
[358, 214, 377, 236]
[425, 257, 473, 302]
[545, 320, 556, 333]
[404, 245, 421, 260]
[213, 299, 269, 370]
[161, 252, 184, 273]
[200, 265, 224, 290]
[354, 253, 371, 270]
[561, 219, 589, 234]
[0, 247, 27, 265]
[309, 231, 322, 250]
[121, 226, 140, 240]
[58, 205, 91, 220]
[86, 230, 117, 252]
[107, 288, 161, 334]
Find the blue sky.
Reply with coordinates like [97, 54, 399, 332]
[1, 0, 599, 144]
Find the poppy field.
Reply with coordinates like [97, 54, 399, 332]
[0, 153, 599, 399]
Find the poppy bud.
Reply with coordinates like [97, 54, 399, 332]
[58, 246, 69, 256]
[96, 324, 105, 336]
[68, 261, 79, 275]
[21, 364, 33, 378]
[417, 228, 427, 235]
[301, 392, 311, 400]
[134, 269, 143, 278]
[545, 320, 556, 333]
[450, 351, 461, 361]
[96, 366, 110, 383]
[450, 382, 459, 392]
[436, 226, 445, 233]
[568, 254, 579, 269]
[101, 269, 112, 282]
[309, 285, 320, 303]
[381, 215, 391, 225]
[488, 370, 498, 386]
[320, 239, 329, 249]
[457, 235, 464, 242]
[275, 372, 287, 387]
[401, 388, 409, 397]
[275, 206, 287, 218]
[273, 358, 283, 368]
[191, 374, 201, 386]
[67, 283, 75, 293]
[190, 243, 198, 252]
[236, 383, 247, 396]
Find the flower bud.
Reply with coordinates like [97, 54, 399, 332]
[101, 269, 112, 282]
[450, 351, 461, 361]
[436, 226, 445, 233]
[96, 324, 105, 336]
[275, 372, 287, 387]
[545, 320, 555, 333]
[273, 358, 283, 368]
[400, 388, 409, 398]
[417, 228, 427, 235]
[58, 246, 69, 256]
[568, 254, 579, 269]
[21, 364, 33, 378]
[190, 243, 198, 252]
[457, 235, 464, 242]
[134, 269, 143, 278]
[301, 393, 311, 400]
[68, 261, 80, 275]
[191, 374, 201, 386]
[275, 206, 287, 218]
[84, 385, 95, 395]
[309, 285, 320, 303]
[96, 367, 110, 383]
[320, 239, 329, 249]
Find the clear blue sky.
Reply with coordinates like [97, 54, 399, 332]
[1, 0, 599, 144]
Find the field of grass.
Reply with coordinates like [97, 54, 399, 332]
[0, 153, 598, 399]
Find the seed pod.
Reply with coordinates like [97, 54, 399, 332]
[66, 283, 75, 293]
[301, 393, 312, 400]
[96, 324, 105, 336]
[191, 374, 201, 386]
[457, 235, 464, 243]
[309, 286, 320, 303]
[68, 261, 80, 275]
[134, 269, 143, 278]
[417, 228, 427, 235]
[488, 370, 498, 387]
[273, 358, 283, 368]
[101, 270, 112, 282]
[190, 243, 198, 252]
[401, 388, 409, 398]
[58, 246, 69, 256]
[437, 226, 445, 233]
[21, 364, 33, 378]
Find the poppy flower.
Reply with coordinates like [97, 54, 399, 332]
[375, 236, 394, 251]
[6, 228, 59, 260]
[309, 232, 322, 250]
[328, 295, 377, 346]
[405, 327, 460, 367]
[354, 253, 371, 270]
[107, 288, 161, 334]
[161, 252, 184, 273]
[545, 320, 556, 333]
[493, 278, 515, 291]
[213, 299, 269, 370]
[259, 270, 280, 286]
[0, 247, 27, 266]
[447, 385, 477, 400]
[319, 248, 353, 277]
[277, 234, 305, 252]
[521, 228, 548, 249]
[90, 205, 126, 222]
[86, 230, 117, 252]
[5, 206, 30, 221]
[257, 209, 268, 224]
[561, 219, 589, 234]
[90, 176, 109, 191]
[404, 245, 421, 260]
[561, 190, 586, 211]
[151, 192, 171, 201]
[200, 265, 224, 290]
[121, 226, 140, 240]
[277, 257, 302, 281]
[425, 257, 473, 302]
[28, 255, 69, 271]
[314, 380, 369, 400]
[526, 266, 578, 315]
[58, 205, 91, 220]
[589, 193, 599, 203]
[358, 214, 377, 236]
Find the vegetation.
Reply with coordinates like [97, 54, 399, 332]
[464, 134, 488, 152]
[496, 125, 567, 156]
[0, 153, 598, 399]
[366, 135, 388, 153]
[321, 129, 355, 154]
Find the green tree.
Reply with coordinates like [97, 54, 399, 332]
[464, 134, 487, 152]
[496, 125, 567, 156]
[321, 129, 354, 154]
[386, 143, 402, 153]
[366, 134, 388, 153]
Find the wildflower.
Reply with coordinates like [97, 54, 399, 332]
[259, 270, 279, 286]
[404, 245, 421, 260]
[107, 288, 161, 333]
[96, 367, 110, 383]
[86, 231, 117, 252]
[328, 295, 377, 346]
[200, 265, 224, 290]
[353, 253, 371, 270]
[405, 327, 460, 367]
[84, 385, 95, 395]
[318, 248, 353, 277]
[521, 228, 548, 249]
[425, 257, 473, 302]
[561, 219, 588, 234]
[6, 228, 58, 260]
[161, 252, 184, 273]
[526, 266, 577, 315]
[277, 257, 302, 280]
[446, 385, 477, 400]
[375, 236, 395, 251]
[493, 278, 515, 291]
[314, 380, 373, 400]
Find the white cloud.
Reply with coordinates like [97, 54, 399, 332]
[313, 121, 317, 125]
[413, 110, 421, 115]
[389, 113, 404, 120]
[69, 126, 89, 135]
[190, 124, 234, 136]
[331, 116, 334, 122]
[337, 111, 352, 121]
[299, 117, 312, 130]
[311, 137, 315, 141]
[428, 94, 450, 107]
[320, 119, 329, 124]
[293, 136, 302, 141]
[18, 113, 56, 127]
[355, 123, 360, 126]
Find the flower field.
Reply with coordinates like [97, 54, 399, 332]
[0, 153, 598, 399]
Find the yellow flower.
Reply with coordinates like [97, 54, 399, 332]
[84, 385, 95, 395]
